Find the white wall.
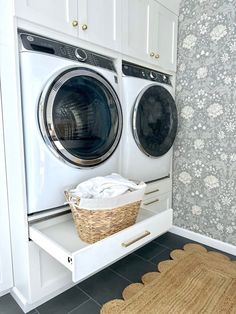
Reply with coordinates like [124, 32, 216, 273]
[0, 78, 13, 295]
[0, 0, 31, 301]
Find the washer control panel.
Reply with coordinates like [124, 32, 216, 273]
[18, 30, 116, 72]
[122, 61, 172, 86]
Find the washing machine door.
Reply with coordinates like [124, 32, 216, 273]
[133, 85, 178, 157]
[39, 68, 122, 167]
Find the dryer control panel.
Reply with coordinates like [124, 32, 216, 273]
[18, 30, 116, 73]
[122, 61, 172, 86]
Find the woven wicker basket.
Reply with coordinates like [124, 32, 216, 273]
[65, 190, 141, 244]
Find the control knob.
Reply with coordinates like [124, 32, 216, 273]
[150, 71, 157, 80]
[162, 75, 167, 82]
[75, 48, 87, 62]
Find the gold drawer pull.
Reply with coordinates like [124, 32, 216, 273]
[143, 198, 159, 206]
[122, 231, 151, 247]
[145, 188, 159, 195]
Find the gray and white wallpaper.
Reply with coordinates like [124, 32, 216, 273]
[173, 0, 236, 245]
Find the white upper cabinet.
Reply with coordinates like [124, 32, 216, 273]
[150, 2, 178, 72]
[15, 0, 121, 51]
[14, 0, 79, 36]
[15, 0, 178, 70]
[156, 0, 181, 15]
[77, 0, 122, 51]
[122, 0, 151, 61]
[123, 0, 178, 72]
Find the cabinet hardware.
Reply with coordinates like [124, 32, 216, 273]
[155, 53, 160, 59]
[72, 20, 78, 27]
[145, 188, 159, 195]
[143, 198, 159, 206]
[122, 231, 151, 247]
[82, 24, 88, 30]
[150, 52, 155, 57]
[68, 257, 73, 264]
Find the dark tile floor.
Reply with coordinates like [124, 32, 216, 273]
[0, 232, 235, 314]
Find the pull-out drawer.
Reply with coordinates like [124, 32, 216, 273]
[144, 177, 172, 200]
[29, 207, 172, 283]
[142, 192, 171, 213]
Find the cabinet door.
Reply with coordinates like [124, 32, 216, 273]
[15, 0, 78, 36]
[77, 0, 122, 51]
[123, 0, 152, 61]
[0, 84, 13, 295]
[151, 2, 178, 71]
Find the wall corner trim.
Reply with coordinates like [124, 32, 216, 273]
[170, 226, 236, 256]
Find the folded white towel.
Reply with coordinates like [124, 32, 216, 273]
[71, 173, 143, 199]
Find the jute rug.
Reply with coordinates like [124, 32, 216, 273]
[101, 244, 236, 314]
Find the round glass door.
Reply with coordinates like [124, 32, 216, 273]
[39, 68, 122, 167]
[133, 85, 178, 157]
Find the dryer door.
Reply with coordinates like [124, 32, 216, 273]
[39, 68, 122, 167]
[133, 85, 178, 157]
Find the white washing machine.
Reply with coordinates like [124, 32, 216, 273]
[121, 61, 178, 182]
[18, 30, 123, 214]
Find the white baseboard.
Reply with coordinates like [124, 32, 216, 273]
[11, 282, 75, 313]
[0, 288, 10, 297]
[10, 287, 29, 312]
[170, 226, 236, 256]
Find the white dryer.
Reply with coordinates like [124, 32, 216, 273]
[19, 31, 123, 214]
[121, 61, 178, 182]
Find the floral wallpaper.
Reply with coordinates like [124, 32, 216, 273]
[173, 0, 236, 245]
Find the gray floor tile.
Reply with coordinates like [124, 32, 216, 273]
[0, 294, 24, 314]
[150, 248, 172, 266]
[110, 253, 156, 283]
[0, 294, 37, 314]
[154, 232, 196, 249]
[134, 240, 167, 260]
[36, 287, 88, 314]
[155, 233, 236, 260]
[68, 299, 100, 314]
[78, 268, 129, 306]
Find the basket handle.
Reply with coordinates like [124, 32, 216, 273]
[64, 190, 69, 200]
[64, 190, 81, 209]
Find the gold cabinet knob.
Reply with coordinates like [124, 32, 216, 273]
[155, 53, 160, 59]
[150, 52, 155, 57]
[72, 20, 78, 27]
[82, 24, 88, 31]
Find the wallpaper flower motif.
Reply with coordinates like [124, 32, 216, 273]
[173, 0, 236, 245]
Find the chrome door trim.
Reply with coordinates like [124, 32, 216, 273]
[132, 84, 176, 158]
[132, 84, 159, 158]
[38, 67, 122, 168]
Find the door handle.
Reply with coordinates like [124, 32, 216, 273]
[143, 199, 159, 206]
[145, 188, 159, 195]
[122, 231, 151, 247]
